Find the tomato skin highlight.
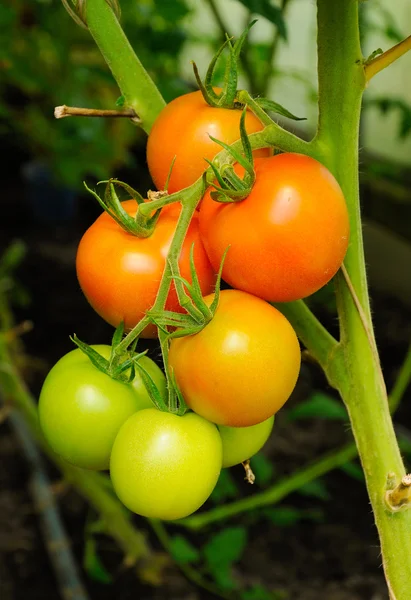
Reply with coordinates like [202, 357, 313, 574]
[38, 346, 165, 470]
[168, 290, 301, 427]
[199, 153, 350, 302]
[146, 90, 270, 194]
[218, 416, 274, 468]
[76, 200, 216, 338]
[110, 409, 222, 520]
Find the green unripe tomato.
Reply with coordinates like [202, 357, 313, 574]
[110, 409, 223, 520]
[38, 345, 166, 470]
[218, 416, 274, 468]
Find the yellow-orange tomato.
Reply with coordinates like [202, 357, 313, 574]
[199, 153, 350, 302]
[76, 201, 216, 338]
[168, 290, 301, 427]
[146, 90, 270, 194]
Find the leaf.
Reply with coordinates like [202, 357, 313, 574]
[250, 453, 275, 485]
[169, 534, 200, 564]
[211, 469, 239, 503]
[287, 392, 347, 422]
[241, 584, 282, 600]
[298, 479, 330, 501]
[236, 0, 287, 40]
[203, 526, 247, 569]
[263, 506, 302, 526]
[83, 536, 112, 584]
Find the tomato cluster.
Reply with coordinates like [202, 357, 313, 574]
[40, 88, 349, 521]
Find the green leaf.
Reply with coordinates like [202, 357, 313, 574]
[211, 469, 239, 503]
[298, 479, 330, 501]
[250, 453, 275, 485]
[169, 534, 200, 564]
[203, 526, 247, 569]
[241, 584, 282, 600]
[236, 0, 287, 39]
[287, 392, 347, 422]
[340, 460, 364, 482]
[83, 536, 112, 584]
[0, 240, 26, 277]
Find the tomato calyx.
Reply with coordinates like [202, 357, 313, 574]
[192, 21, 256, 110]
[84, 179, 161, 238]
[149, 245, 227, 340]
[70, 325, 168, 412]
[206, 108, 256, 203]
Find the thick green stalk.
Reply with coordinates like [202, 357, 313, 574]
[85, 0, 165, 133]
[316, 1, 411, 596]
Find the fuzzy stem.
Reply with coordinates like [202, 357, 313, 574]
[365, 36, 411, 82]
[84, 0, 165, 133]
[316, 1, 411, 596]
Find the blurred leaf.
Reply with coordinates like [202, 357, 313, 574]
[154, 0, 190, 21]
[241, 584, 283, 599]
[83, 536, 112, 584]
[298, 479, 331, 501]
[204, 526, 247, 568]
[263, 506, 302, 526]
[287, 392, 347, 422]
[365, 97, 411, 139]
[204, 527, 247, 590]
[169, 534, 200, 564]
[340, 460, 364, 482]
[236, 0, 287, 39]
[211, 469, 239, 503]
[0, 240, 26, 276]
[251, 453, 275, 485]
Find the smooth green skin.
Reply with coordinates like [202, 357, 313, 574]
[110, 409, 223, 520]
[218, 416, 274, 468]
[38, 346, 167, 470]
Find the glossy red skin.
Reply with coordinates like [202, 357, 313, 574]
[146, 90, 270, 194]
[76, 200, 216, 338]
[199, 153, 350, 302]
[168, 289, 301, 427]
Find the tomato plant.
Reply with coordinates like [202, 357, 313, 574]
[168, 289, 301, 427]
[218, 417, 274, 468]
[146, 90, 270, 194]
[76, 200, 216, 337]
[38, 345, 166, 470]
[199, 153, 350, 302]
[110, 408, 222, 520]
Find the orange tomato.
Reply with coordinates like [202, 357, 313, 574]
[146, 90, 270, 194]
[76, 201, 216, 337]
[199, 153, 350, 302]
[168, 290, 301, 427]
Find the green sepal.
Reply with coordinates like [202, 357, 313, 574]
[111, 321, 125, 352]
[168, 368, 188, 416]
[110, 350, 148, 381]
[84, 179, 159, 238]
[254, 97, 306, 121]
[164, 155, 177, 192]
[70, 334, 110, 375]
[133, 360, 169, 412]
[193, 22, 256, 109]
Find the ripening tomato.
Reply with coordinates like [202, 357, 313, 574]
[110, 409, 222, 520]
[199, 153, 350, 302]
[76, 201, 216, 338]
[38, 346, 167, 470]
[218, 416, 274, 468]
[168, 290, 301, 427]
[146, 90, 270, 194]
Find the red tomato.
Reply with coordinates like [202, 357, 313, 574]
[199, 153, 350, 302]
[146, 90, 270, 194]
[76, 201, 216, 337]
[168, 289, 301, 427]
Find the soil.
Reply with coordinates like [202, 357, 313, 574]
[1, 145, 410, 600]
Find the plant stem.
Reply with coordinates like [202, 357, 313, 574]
[85, 0, 165, 133]
[54, 105, 139, 121]
[179, 442, 358, 530]
[365, 36, 411, 82]
[316, 1, 411, 596]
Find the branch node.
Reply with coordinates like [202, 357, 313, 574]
[385, 473, 411, 512]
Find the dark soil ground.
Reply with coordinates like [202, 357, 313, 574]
[1, 146, 410, 600]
